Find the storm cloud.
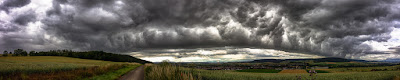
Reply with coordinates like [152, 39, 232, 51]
[1, 0, 400, 60]
[389, 46, 400, 54]
[0, 0, 31, 13]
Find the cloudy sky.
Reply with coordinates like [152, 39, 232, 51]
[1, 0, 400, 62]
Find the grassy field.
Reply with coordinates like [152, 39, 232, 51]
[0, 56, 141, 80]
[237, 69, 281, 73]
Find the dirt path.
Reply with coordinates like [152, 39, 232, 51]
[119, 65, 144, 80]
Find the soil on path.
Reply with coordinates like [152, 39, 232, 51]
[119, 65, 145, 80]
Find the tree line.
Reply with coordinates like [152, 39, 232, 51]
[2, 49, 151, 64]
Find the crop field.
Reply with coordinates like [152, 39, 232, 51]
[278, 69, 308, 73]
[236, 69, 281, 73]
[0, 56, 141, 80]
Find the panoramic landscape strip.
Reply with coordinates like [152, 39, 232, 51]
[2, 49, 400, 80]
[1, 0, 400, 80]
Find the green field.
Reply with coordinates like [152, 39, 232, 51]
[0, 56, 141, 80]
[237, 69, 281, 73]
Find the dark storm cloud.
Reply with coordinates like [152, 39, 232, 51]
[0, 0, 34, 33]
[0, 22, 20, 32]
[0, 0, 31, 13]
[389, 46, 400, 54]
[13, 12, 36, 25]
[2, 0, 400, 60]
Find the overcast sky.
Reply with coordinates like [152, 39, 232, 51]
[1, 0, 400, 62]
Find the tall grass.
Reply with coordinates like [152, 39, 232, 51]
[145, 62, 202, 80]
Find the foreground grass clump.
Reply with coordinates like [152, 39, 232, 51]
[0, 56, 140, 80]
[237, 69, 281, 73]
[145, 62, 201, 80]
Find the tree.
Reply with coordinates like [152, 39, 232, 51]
[21, 51, 28, 56]
[29, 51, 36, 56]
[3, 51, 8, 56]
[14, 49, 25, 56]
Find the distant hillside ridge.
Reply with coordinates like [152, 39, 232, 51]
[30, 50, 152, 64]
[250, 57, 368, 63]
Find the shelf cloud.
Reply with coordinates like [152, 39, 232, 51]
[1, 0, 400, 61]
